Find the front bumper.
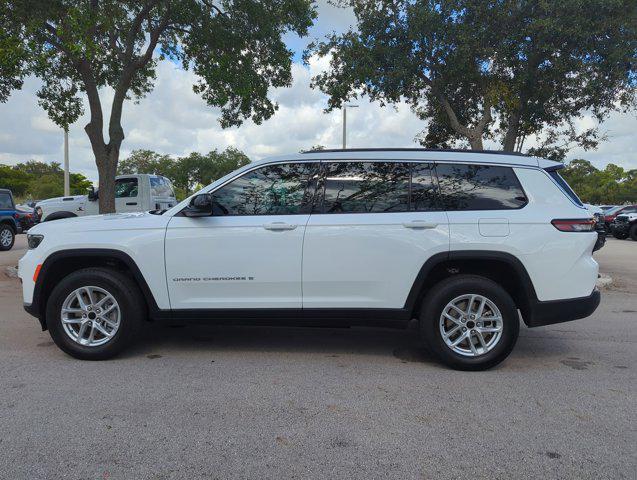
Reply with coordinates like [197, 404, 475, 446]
[524, 288, 601, 328]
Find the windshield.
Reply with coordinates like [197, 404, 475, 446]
[604, 206, 624, 215]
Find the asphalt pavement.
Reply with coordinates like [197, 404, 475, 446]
[0, 235, 635, 479]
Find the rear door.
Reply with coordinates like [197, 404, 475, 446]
[165, 162, 319, 310]
[302, 161, 449, 310]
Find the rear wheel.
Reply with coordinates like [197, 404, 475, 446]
[46, 268, 145, 360]
[419, 275, 519, 371]
[630, 224, 637, 241]
[0, 224, 15, 251]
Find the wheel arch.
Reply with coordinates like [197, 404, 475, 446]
[0, 218, 17, 232]
[42, 211, 77, 222]
[32, 249, 159, 329]
[405, 250, 538, 325]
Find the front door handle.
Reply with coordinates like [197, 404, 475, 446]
[263, 222, 297, 231]
[126, 202, 138, 206]
[403, 220, 438, 229]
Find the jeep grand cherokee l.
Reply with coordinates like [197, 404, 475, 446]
[18, 149, 601, 370]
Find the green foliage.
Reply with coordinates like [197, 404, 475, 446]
[309, 1, 636, 154]
[561, 159, 637, 204]
[117, 147, 251, 200]
[0, 160, 92, 200]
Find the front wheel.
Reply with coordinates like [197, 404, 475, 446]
[419, 275, 519, 371]
[613, 230, 629, 240]
[0, 224, 15, 251]
[46, 268, 145, 360]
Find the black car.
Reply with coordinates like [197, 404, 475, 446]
[611, 214, 637, 240]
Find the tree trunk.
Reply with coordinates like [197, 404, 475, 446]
[502, 111, 521, 152]
[96, 150, 118, 213]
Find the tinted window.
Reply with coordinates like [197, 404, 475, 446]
[0, 193, 12, 210]
[321, 162, 410, 213]
[150, 176, 175, 198]
[436, 164, 527, 210]
[115, 178, 138, 198]
[212, 163, 318, 215]
[411, 163, 438, 211]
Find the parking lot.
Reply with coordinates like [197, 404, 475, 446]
[0, 236, 635, 479]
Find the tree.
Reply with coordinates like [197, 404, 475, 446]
[560, 159, 637, 204]
[0, 0, 316, 213]
[0, 160, 92, 199]
[308, 0, 636, 155]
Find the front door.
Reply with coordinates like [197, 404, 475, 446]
[302, 161, 449, 309]
[165, 162, 319, 310]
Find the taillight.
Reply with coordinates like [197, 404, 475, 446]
[551, 219, 595, 232]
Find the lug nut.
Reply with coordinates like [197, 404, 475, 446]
[477, 322, 482, 327]
[462, 327, 467, 332]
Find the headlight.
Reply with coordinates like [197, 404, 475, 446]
[27, 234, 44, 249]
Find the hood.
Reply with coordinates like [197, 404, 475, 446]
[29, 211, 171, 234]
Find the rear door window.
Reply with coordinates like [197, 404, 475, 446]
[435, 164, 527, 210]
[320, 162, 410, 213]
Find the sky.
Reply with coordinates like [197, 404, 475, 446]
[0, 1, 636, 183]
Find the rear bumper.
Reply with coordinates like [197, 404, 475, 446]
[524, 288, 601, 328]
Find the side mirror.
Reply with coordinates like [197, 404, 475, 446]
[88, 186, 98, 201]
[183, 193, 213, 217]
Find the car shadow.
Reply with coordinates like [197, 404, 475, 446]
[121, 321, 438, 365]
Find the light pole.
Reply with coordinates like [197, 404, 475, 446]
[342, 104, 358, 149]
[63, 127, 70, 196]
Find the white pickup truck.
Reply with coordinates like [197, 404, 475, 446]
[35, 174, 177, 222]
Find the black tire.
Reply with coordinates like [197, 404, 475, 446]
[46, 268, 145, 360]
[0, 223, 15, 251]
[613, 230, 629, 240]
[630, 224, 637, 241]
[419, 275, 519, 371]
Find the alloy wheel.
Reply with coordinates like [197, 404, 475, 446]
[439, 294, 503, 357]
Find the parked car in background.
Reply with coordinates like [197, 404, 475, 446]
[610, 213, 637, 240]
[599, 205, 617, 212]
[0, 188, 19, 251]
[15, 205, 37, 232]
[603, 205, 637, 230]
[20, 149, 602, 370]
[35, 174, 177, 222]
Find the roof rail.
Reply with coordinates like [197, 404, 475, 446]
[301, 147, 530, 157]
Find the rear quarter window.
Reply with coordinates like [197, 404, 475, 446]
[436, 164, 527, 210]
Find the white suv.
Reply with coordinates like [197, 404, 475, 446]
[19, 149, 601, 370]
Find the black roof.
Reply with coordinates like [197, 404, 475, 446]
[301, 148, 529, 157]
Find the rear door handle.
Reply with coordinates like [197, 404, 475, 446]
[126, 202, 138, 206]
[263, 222, 297, 231]
[403, 220, 438, 229]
